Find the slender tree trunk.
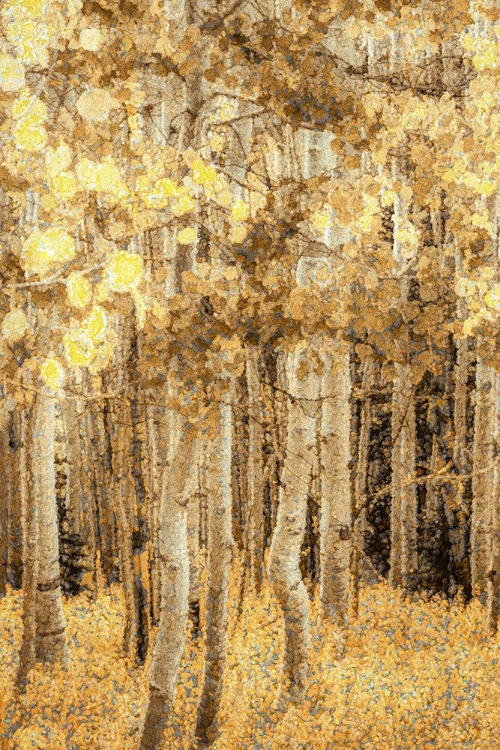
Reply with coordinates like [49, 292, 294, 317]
[0, 408, 9, 597]
[246, 344, 265, 593]
[187, 444, 202, 636]
[32, 392, 68, 663]
[128, 326, 151, 665]
[351, 356, 376, 618]
[471, 352, 497, 603]
[139, 415, 196, 750]
[16, 407, 38, 691]
[195, 404, 233, 746]
[389, 365, 418, 591]
[7, 409, 23, 589]
[319, 338, 352, 628]
[267, 341, 318, 704]
[487, 372, 500, 633]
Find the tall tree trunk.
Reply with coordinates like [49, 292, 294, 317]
[187, 444, 202, 636]
[319, 338, 352, 628]
[16, 407, 38, 691]
[246, 343, 265, 593]
[487, 371, 500, 633]
[351, 356, 376, 618]
[267, 341, 318, 703]
[0, 407, 9, 597]
[128, 325, 151, 665]
[139, 415, 196, 750]
[389, 365, 418, 591]
[7, 409, 23, 589]
[195, 404, 233, 746]
[471, 352, 497, 603]
[32, 392, 68, 663]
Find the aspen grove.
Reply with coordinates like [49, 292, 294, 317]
[0, 0, 499, 748]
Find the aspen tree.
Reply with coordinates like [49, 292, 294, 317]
[195, 403, 234, 745]
[389, 141, 418, 591]
[32, 389, 68, 663]
[351, 356, 376, 618]
[139, 413, 197, 750]
[246, 343, 265, 593]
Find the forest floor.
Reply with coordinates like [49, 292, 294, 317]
[0, 565, 499, 750]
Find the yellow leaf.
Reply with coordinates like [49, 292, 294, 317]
[45, 143, 72, 178]
[67, 272, 92, 308]
[1, 308, 27, 342]
[209, 133, 225, 152]
[171, 194, 196, 216]
[229, 225, 247, 243]
[231, 200, 250, 222]
[22, 227, 75, 276]
[79, 27, 104, 52]
[106, 251, 143, 292]
[82, 306, 107, 342]
[12, 117, 47, 152]
[177, 226, 197, 245]
[76, 88, 120, 122]
[484, 285, 500, 311]
[0, 54, 25, 92]
[40, 358, 64, 390]
[51, 172, 79, 201]
[63, 331, 94, 366]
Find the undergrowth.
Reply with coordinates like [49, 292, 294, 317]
[0, 569, 498, 749]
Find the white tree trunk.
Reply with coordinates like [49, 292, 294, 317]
[319, 338, 352, 627]
[140, 413, 196, 750]
[471, 353, 497, 603]
[33, 392, 68, 663]
[267, 340, 319, 702]
[195, 403, 233, 745]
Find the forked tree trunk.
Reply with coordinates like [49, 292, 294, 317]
[267, 341, 318, 703]
[139, 414, 197, 750]
[319, 338, 352, 628]
[389, 365, 418, 590]
[195, 404, 233, 746]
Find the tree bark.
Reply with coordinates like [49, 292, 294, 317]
[32, 392, 68, 663]
[351, 356, 376, 618]
[319, 338, 352, 628]
[195, 404, 233, 746]
[267, 341, 318, 703]
[389, 365, 418, 591]
[16, 407, 38, 690]
[471, 352, 497, 603]
[246, 343, 265, 593]
[139, 415, 196, 750]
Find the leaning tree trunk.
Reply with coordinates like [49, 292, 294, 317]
[139, 414, 197, 750]
[195, 403, 234, 746]
[267, 340, 318, 704]
[319, 338, 352, 629]
[32, 391, 68, 663]
[389, 364, 418, 591]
